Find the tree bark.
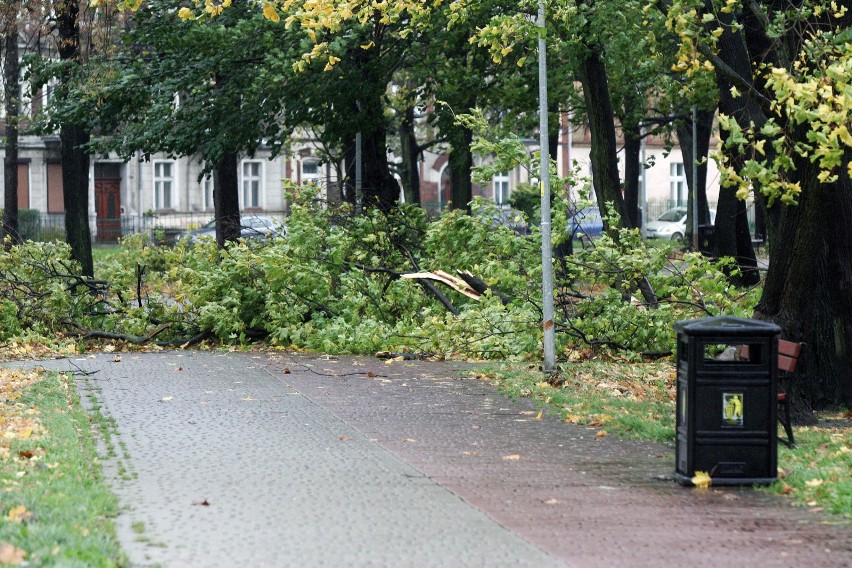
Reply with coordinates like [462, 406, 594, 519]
[399, 105, 421, 205]
[213, 152, 241, 247]
[622, 122, 641, 229]
[448, 125, 473, 212]
[56, 0, 93, 276]
[577, 49, 629, 230]
[2, 11, 21, 247]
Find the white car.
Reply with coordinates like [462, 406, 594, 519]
[644, 207, 715, 241]
[180, 215, 286, 243]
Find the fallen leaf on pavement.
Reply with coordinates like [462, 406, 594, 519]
[596, 430, 607, 437]
[192, 499, 210, 506]
[112, 355, 122, 363]
[502, 454, 521, 461]
[339, 436, 351, 441]
[161, 396, 173, 402]
[403, 438, 416, 443]
[691, 470, 712, 488]
[805, 478, 824, 487]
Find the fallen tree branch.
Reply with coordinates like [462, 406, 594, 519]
[69, 322, 174, 345]
[456, 271, 512, 305]
[417, 280, 459, 315]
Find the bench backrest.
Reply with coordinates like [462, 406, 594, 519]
[737, 339, 803, 373]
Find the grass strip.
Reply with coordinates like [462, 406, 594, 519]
[0, 368, 126, 566]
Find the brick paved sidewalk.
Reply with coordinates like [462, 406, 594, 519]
[264, 352, 851, 568]
[27, 350, 852, 567]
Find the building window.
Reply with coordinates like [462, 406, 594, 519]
[493, 171, 510, 206]
[301, 160, 319, 184]
[241, 160, 262, 209]
[153, 161, 175, 210]
[202, 175, 214, 210]
[670, 162, 686, 206]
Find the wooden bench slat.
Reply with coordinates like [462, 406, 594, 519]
[778, 339, 802, 359]
[778, 354, 798, 373]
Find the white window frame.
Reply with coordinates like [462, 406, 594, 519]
[153, 160, 177, 210]
[670, 162, 686, 206]
[240, 159, 264, 209]
[202, 175, 214, 211]
[493, 171, 511, 207]
[301, 159, 320, 185]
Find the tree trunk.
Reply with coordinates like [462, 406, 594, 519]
[577, 49, 628, 230]
[358, 96, 399, 212]
[213, 152, 241, 247]
[757, 158, 852, 416]
[708, 2, 852, 413]
[60, 124, 94, 276]
[2, 12, 21, 247]
[399, 106, 421, 205]
[448, 125, 473, 212]
[622, 122, 641, 229]
[56, 0, 93, 276]
[713, 131, 760, 286]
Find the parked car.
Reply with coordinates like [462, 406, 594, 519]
[644, 207, 715, 241]
[180, 215, 286, 243]
[567, 206, 604, 240]
[490, 207, 530, 235]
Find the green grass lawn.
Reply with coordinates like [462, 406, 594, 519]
[92, 244, 123, 263]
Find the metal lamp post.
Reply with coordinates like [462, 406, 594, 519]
[538, 0, 556, 372]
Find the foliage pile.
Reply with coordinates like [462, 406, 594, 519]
[0, 189, 760, 361]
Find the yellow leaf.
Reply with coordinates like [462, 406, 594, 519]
[18, 428, 32, 440]
[178, 7, 193, 20]
[691, 470, 712, 488]
[805, 478, 824, 487]
[596, 430, 607, 437]
[502, 454, 521, 461]
[263, 3, 281, 22]
[535, 411, 543, 420]
[7, 506, 31, 523]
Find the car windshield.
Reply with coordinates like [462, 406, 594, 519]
[658, 209, 685, 222]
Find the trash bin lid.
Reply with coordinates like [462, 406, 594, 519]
[673, 316, 781, 337]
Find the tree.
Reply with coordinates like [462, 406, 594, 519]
[2, 0, 22, 247]
[662, 0, 852, 414]
[47, 1, 301, 246]
[56, 0, 93, 276]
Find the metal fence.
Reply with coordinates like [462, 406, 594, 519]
[18, 211, 289, 244]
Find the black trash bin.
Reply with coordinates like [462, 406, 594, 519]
[673, 316, 781, 486]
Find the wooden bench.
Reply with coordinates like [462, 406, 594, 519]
[741, 339, 803, 447]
